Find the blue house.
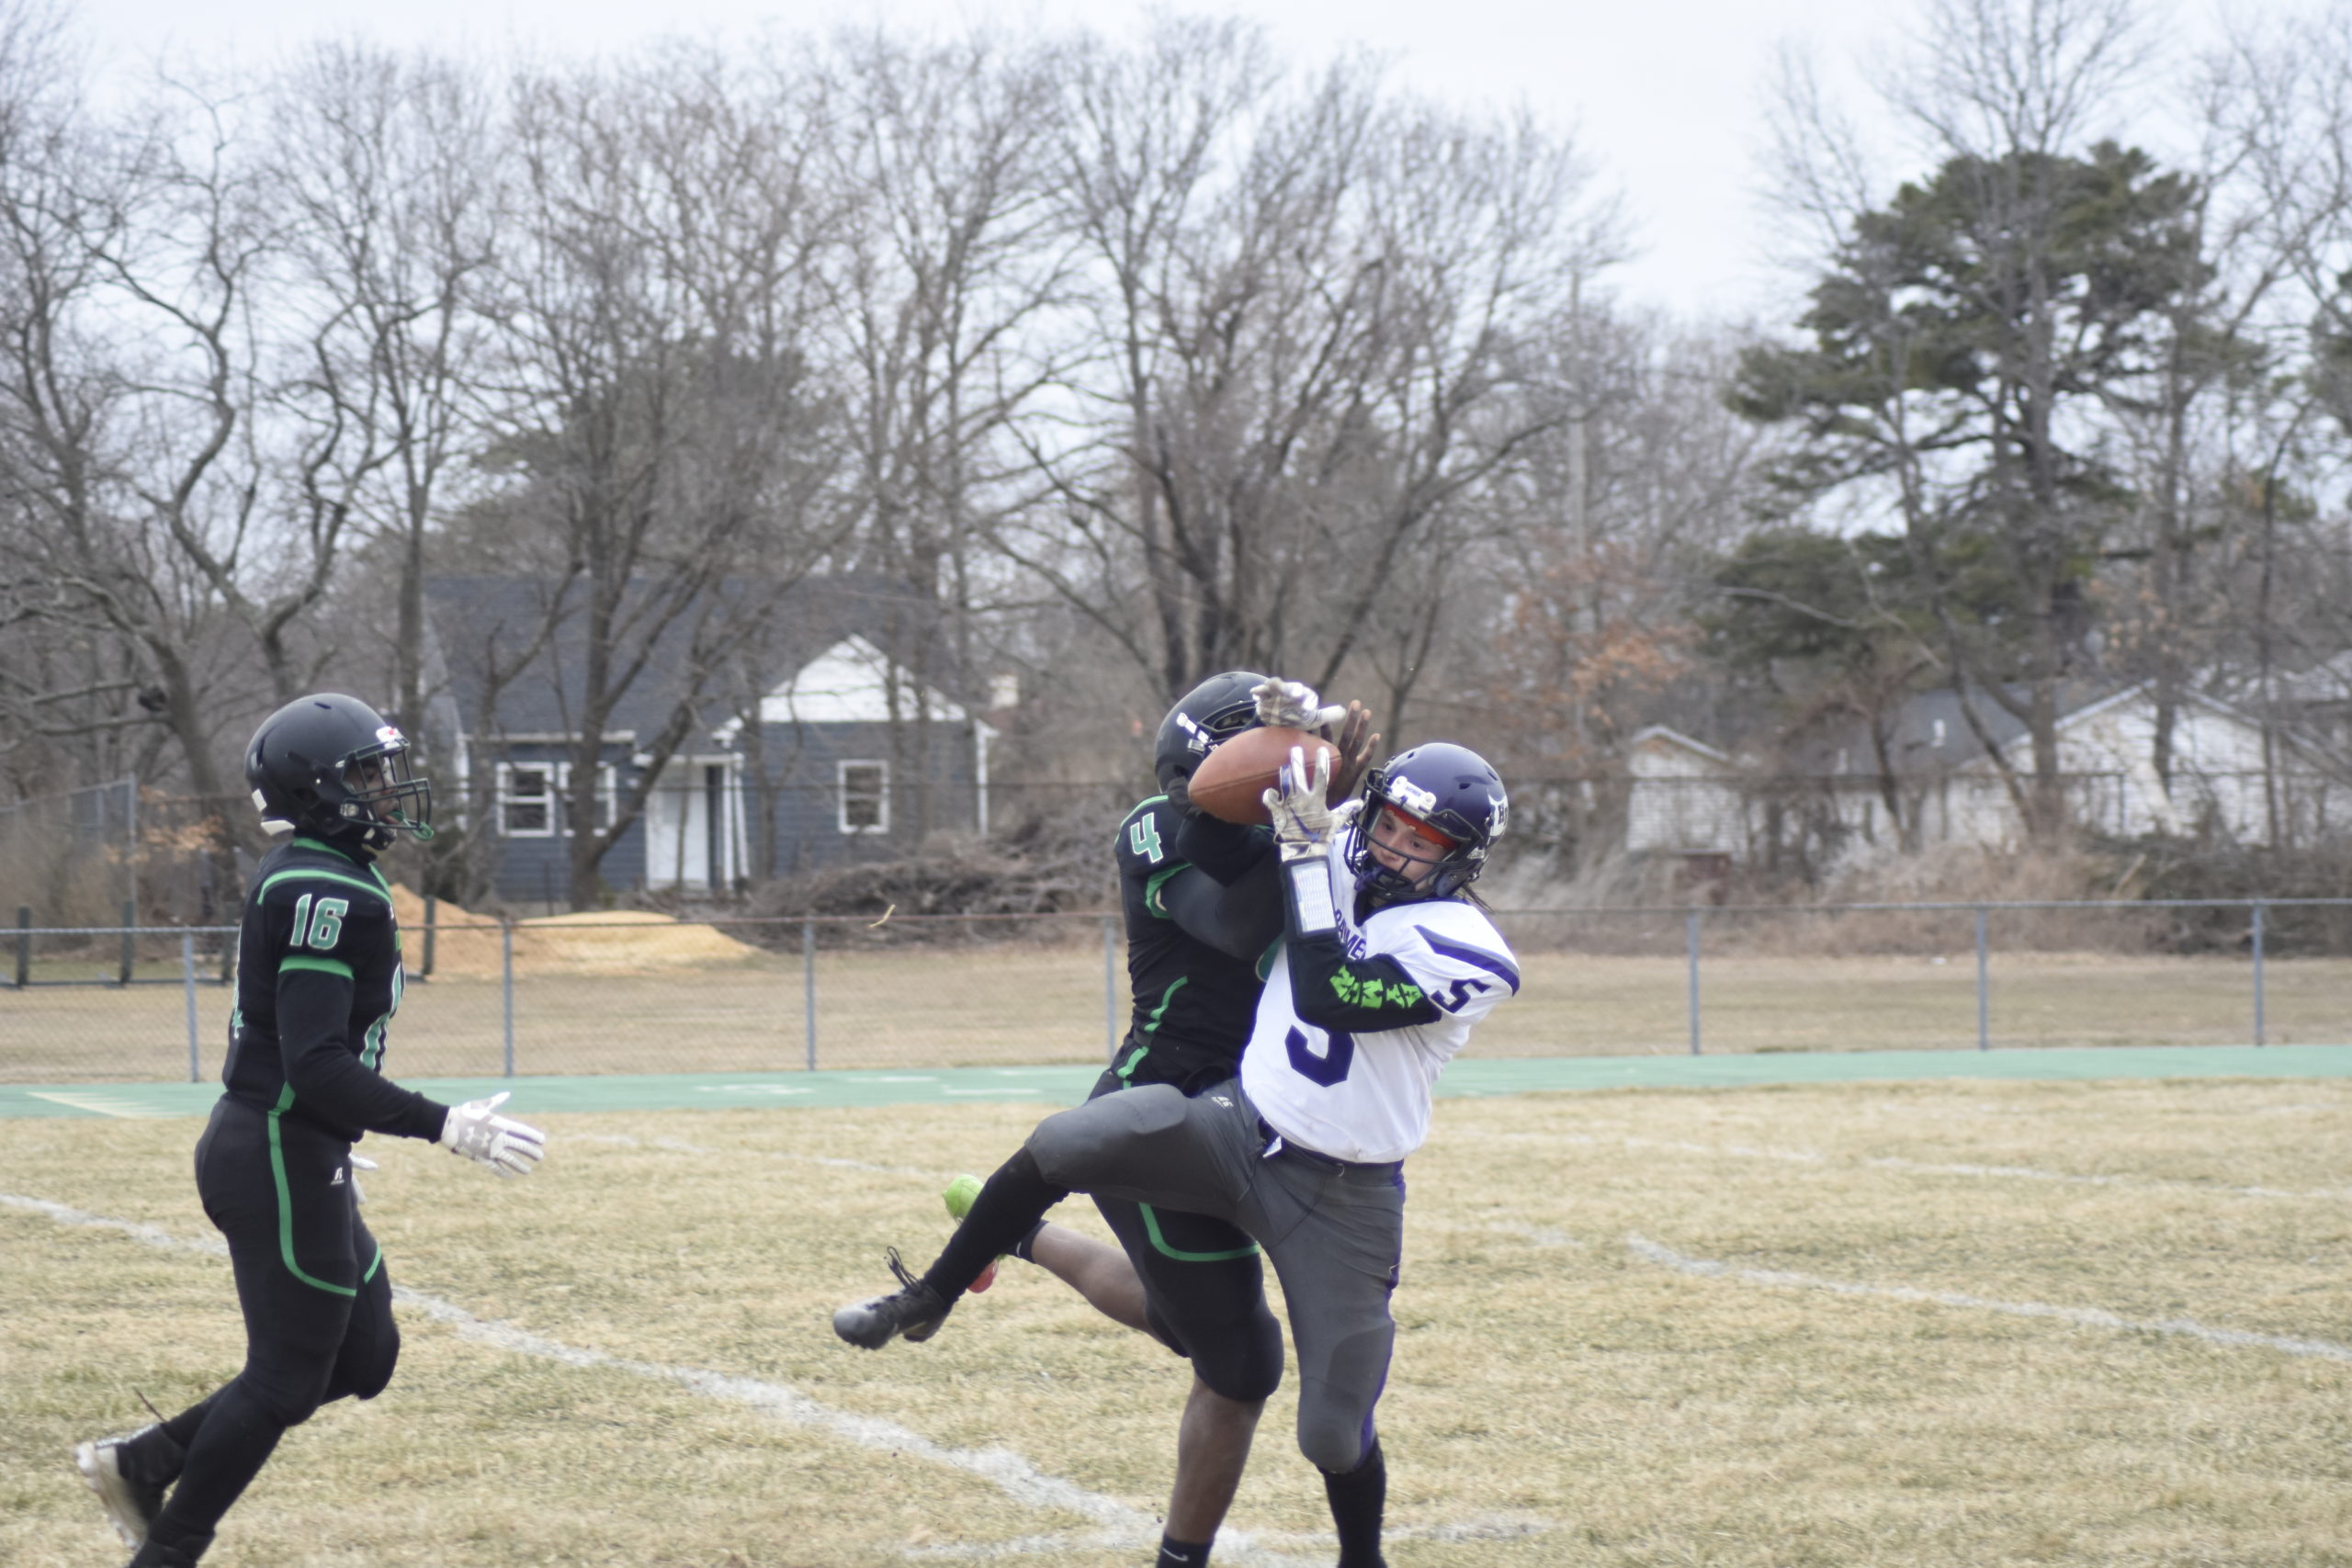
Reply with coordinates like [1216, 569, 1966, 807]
[424, 576, 996, 904]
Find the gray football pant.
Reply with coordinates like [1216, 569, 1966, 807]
[1024, 1077, 1403, 1472]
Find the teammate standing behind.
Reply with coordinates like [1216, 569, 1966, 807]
[73, 694, 548, 1568]
[837, 740, 1515, 1568]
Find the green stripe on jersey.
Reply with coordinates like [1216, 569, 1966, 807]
[1144, 863, 1191, 918]
[280, 955, 355, 979]
[1141, 976, 1187, 1034]
[259, 868, 391, 905]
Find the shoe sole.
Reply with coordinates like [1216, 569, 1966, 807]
[74, 1442, 148, 1548]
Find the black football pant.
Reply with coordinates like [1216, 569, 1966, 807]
[1082, 1068, 1285, 1404]
[141, 1097, 400, 1560]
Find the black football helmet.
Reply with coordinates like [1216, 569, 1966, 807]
[244, 693, 434, 852]
[1345, 742, 1508, 901]
[1152, 670, 1270, 795]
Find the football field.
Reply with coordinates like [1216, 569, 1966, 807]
[5, 1053, 2352, 1568]
[6, 1055, 2351, 1566]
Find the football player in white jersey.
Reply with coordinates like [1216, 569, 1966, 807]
[835, 742, 1516, 1568]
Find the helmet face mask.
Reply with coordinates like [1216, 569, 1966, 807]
[334, 733, 434, 843]
[246, 695, 435, 852]
[1345, 742, 1508, 902]
[1153, 671, 1270, 795]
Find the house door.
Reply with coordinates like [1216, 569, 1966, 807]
[644, 758, 735, 890]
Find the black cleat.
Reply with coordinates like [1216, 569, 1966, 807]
[831, 1247, 951, 1349]
[74, 1428, 169, 1548]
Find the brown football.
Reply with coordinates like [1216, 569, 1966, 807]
[1186, 726, 1337, 826]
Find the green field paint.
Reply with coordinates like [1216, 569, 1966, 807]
[6, 1046, 2350, 1120]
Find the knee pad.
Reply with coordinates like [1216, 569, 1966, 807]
[1296, 1397, 1374, 1474]
[1298, 1419, 1374, 1476]
[1189, 1301, 1284, 1404]
[325, 1300, 401, 1404]
[345, 1321, 400, 1402]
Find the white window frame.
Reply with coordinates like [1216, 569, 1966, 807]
[497, 761, 558, 837]
[838, 759, 889, 835]
[497, 761, 618, 838]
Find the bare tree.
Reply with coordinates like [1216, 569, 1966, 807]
[810, 28, 1074, 839]
[469, 49, 847, 907]
[269, 42, 502, 743]
[1013, 21, 1617, 730]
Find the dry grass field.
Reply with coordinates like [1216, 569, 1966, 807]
[6, 949, 2352, 1083]
[6, 1075, 2350, 1567]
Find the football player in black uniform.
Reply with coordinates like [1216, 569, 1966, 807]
[73, 694, 548, 1568]
[847, 671, 1373, 1568]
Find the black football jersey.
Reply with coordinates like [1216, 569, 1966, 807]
[1112, 795, 1272, 1090]
[223, 835, 444, 1144]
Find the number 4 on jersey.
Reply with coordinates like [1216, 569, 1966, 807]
[1129, 816, 1166, 863]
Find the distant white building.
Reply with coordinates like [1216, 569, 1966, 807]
[1627, 683, 2345, 872]
[1623, 726, 1749, 859]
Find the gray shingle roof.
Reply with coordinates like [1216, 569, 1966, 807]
[424, 573, 930, 739]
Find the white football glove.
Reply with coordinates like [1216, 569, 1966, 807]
[436, 1091, 548, 1178]
[349, 1151, 377, 1206]
[1251, 677, 1346, 734]
[1262, 744, 1359, 863]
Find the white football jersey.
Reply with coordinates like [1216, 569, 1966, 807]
[1240, 841, 1519, 1164]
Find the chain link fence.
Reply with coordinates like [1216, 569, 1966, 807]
[5, 899, 2351, 1084]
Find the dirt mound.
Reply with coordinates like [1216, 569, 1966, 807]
[387, 886, 763, 977]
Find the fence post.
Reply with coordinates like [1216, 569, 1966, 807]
[1975, 906, 1989, 1052]
[2251, 899, 2266, 1048]
[802, 919, 818, 1071]
[422, 895, 436, 980]
[1686, 909, 1702, 1056]
[501, 919, 515, 1077]
[1104, 915, 1120, 1061]
[182, 931, 201, 1082]
[119, 898, 135, 986]
[15, 906, 27, 987]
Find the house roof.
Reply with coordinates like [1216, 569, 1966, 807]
[710, 635, 986, 739]
[424, 574, 944, 740]
[1626, 725, 1742, 768]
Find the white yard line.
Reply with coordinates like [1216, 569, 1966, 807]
[1476, 1129, 2352, 1201]
[1627, 1233, 2352, 1362]
[23, 1091, 183, 1119]
[899, 1517, 1554, 1560]
[2, 1190, 1338, 1563]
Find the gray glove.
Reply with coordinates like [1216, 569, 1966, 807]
[1262, 744, 1360, 863]
[1251, 677, 1346, 734]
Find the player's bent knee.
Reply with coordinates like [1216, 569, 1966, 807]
[1193, 1308, 1284, 1404]
[1295, 1404, 1372, 1475]
[348, 1332, 400, 1402]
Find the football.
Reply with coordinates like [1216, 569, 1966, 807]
[1186, 726, 1337, 826]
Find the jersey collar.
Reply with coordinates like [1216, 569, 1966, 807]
[290, 833, 372, 867]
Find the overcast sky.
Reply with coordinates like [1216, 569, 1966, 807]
[68, 0, 2183, 324]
